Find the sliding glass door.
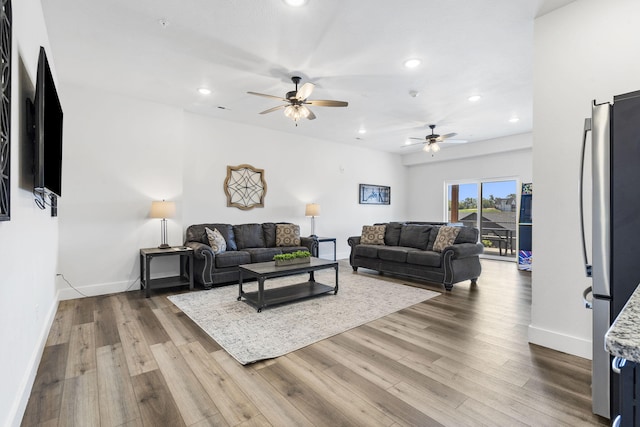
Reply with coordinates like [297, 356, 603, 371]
[447, 179, 518, 259]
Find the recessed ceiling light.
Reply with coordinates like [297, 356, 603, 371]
[509, 116, 520, 123]
[358, 128, 366, 134]
[468, 95, 481, 102]
[283, 0, 308, 6]
[403, 58, 421, 69]
[405, 140, 412, 145]
[198, 88, 212, 95]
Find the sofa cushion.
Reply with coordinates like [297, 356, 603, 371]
[215, 251, 251, 268]
[354, 244, 380, 259]
[426, 227, 439, 251]
[361, 225, 386, 245]
[276, 224, 301, 246]
[433, 226, 461, 252]
[233, 223, 266, 249]
[407, 250, 442, 267]
[243, 247, 282, 263]
[398, 225, 432, 250]
[205, 227, 226, 254]
[262, 223, 277, 247]
[378, 247, 410, 263]
[186, 223, 237, 251]
[454, 226, 479, 244]
[383, 222, 403, 246]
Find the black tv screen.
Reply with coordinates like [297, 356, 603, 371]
[34, 47, 63, 197]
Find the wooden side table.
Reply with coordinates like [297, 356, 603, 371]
[139, 246, 194, 298]
[316, 237, 337, 261]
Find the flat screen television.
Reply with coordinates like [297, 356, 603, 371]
[32, 47, 63, 198]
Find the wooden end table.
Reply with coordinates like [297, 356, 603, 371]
[139, 246, 194, 298]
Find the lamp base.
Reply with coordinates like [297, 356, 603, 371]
[158, 243, 170, 249]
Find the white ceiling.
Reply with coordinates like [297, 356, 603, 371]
[41, 0, 574, 154]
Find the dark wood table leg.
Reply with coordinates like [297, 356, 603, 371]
[257, 277, 265, 312]
[334, 265, 339, 294]
[145, 255, 151, 298]
[188, 254, 194, 291]
[237, 271, 244, 301]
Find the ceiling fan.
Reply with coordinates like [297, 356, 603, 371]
[247, 76, 348, 124]
[403, 124, 466, 153]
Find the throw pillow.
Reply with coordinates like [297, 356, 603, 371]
[360, 225, 386, 245]
[205, 227, 227, 254]
[275, 224, 301, 246]
[432, 226, 461, 252]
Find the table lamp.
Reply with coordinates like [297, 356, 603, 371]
[305, 203, 320, 237]
[150, 200, 176, 248]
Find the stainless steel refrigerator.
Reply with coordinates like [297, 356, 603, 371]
[580, 90, 640, 420]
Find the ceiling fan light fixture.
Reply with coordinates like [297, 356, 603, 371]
[403, 58, 421, 69]
[422, 144, 431, 152]
[431, 143, 441, 153]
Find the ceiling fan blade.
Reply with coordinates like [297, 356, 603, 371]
[247, 91, 288, 102]
[409, 137, 425, 141]
[305, 100, 348, 107]
[296, 82, 315, 100]
[440, 132, 458, 140]
[401, 142, 424, 148]
[306, 108, 316, 120]
[440, 139, 468, 144]
[259, 105, 286, 115]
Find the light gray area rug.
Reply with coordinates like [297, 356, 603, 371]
[168, 268, 439, 365]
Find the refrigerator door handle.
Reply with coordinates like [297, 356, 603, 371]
[580, 117, 592, 277]
[582, 286, 593, 309]
[612, 356, 626, 375]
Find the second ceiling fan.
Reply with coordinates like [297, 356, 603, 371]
[404, 124, 467, 152]
[248, 76, 348, 123]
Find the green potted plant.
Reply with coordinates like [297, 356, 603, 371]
[273, 250, 311, 266]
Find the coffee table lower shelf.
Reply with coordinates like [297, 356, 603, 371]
[240, 281, 335, 312]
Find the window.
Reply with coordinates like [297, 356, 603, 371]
[447, 179, 518, 259]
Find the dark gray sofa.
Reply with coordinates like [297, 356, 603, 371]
[184, 222, 318, 288]
[348, 222, 483, 291]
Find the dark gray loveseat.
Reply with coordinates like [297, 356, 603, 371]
[348, 222, 483, 291]
[184, 222, 318, 288]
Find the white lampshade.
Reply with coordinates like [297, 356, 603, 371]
[150, 200, 176, 219]
[305, 203, 320, 217]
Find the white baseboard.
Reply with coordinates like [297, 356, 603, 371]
[58, 278, 140, 300]
[528, 324, 592, 360]
[8, 296, 59, 427]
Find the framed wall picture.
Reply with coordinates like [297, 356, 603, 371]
[224, 164, 267, 210]
[359, 184, 390, 205]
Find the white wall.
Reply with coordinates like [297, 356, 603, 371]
[2, 1, 60, 425]
[57, 84, 185, 298]
[405, 133, 532, 220]
[531, 0, 640, 358]
[182, 112, 407, 260]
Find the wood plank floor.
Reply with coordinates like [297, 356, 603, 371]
[21, 259, 609, 426]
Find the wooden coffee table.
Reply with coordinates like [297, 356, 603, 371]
[237, 257, 339, 312]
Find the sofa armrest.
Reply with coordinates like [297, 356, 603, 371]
[347, 236, 361, 247]
[300, 236, 319, 256]
[443, 242, 484, 259]
[184, 241, 215, 260]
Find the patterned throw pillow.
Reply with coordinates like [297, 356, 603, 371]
[205, 227, 227, 254]
[361, 225, 386, 245]
[275, 224, 301, 246]
[432, 226, 461, 252]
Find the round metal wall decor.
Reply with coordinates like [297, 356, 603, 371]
[224, 164, 266, 210]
